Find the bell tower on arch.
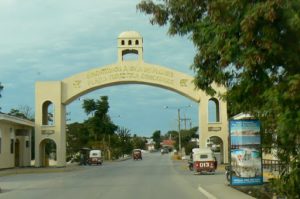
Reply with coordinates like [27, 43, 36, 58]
[117, 31, 143, 62]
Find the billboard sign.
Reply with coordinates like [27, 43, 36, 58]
[229, 120, 263, 186]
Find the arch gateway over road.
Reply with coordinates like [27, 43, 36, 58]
[34, 31, 228, 167]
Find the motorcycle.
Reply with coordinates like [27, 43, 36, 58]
[225, 165, 231, 182]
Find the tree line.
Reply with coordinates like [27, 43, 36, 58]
[66, 96, 147, 161]
[151, 127, 199, 155]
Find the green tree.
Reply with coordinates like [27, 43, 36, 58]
[152, 130, 161, 149]
[82, 99, 97, 116]
[8, 105, 34, 121]
[9, 109, 28, 119]
[137, 1, 300, 197]
[165, 127, 198, 152]
[109, 134, 123, 159]
[116, 127, 133, 157]
[132, 134, 146, 150]
[82, 96, 118, 142]
[164, 130, 177, 140]
[82, 96, 118, 160]
[66, 122, 90, 160]
[180, 127, 198, 150]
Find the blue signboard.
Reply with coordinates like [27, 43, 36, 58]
[229, 120, 263, 186]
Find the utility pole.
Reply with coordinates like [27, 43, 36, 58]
[164, 105, 192, 154]
[180, 113, 192, 129]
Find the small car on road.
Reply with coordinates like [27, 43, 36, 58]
[161, 148, 169, 154]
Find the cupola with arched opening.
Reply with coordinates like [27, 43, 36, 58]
[118, 31, 143, 62]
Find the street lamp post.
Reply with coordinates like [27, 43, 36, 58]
[165, 105, 192, 154]
[177, 108, 182, 152]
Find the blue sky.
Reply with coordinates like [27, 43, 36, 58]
[0, 0, 208, 137]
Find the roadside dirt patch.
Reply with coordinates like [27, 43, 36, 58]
[233, 183, 274, 199]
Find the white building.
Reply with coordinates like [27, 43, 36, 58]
[0, 113, 34, 169]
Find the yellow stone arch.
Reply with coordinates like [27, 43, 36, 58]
[34, 31, 229, 167]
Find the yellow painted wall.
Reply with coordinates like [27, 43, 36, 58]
[0, 123, 14, 169]
[0, 120, 32, 169]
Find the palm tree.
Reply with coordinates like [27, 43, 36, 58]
[116, 127, 133, 157]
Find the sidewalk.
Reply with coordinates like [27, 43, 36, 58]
[0, 163, 82, 177]
[0, 156, 133, 177]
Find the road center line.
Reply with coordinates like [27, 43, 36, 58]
[198, 185, 217, 199]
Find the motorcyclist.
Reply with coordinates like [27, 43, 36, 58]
[213, 156, 218, 170]
[188, 152, 194, 171]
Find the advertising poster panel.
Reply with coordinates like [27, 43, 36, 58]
[229, 120, 263, 186]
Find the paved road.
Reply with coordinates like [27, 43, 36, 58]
[0, 152, 253, 199]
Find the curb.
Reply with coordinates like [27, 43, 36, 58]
[0, 156, 130, 195]
[0, 165, 81, 177]
[116, 157, 131, 162]
[0, 158, 132, 177]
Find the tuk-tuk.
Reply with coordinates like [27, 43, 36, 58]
[79, 147, 91, 165]
[132, 149, 142, 160]
[192, 148, 217, 174]
[88, 150, 103, 165]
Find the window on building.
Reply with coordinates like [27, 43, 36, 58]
[135, 40, 139, 45]
[128, 40, 132, 45]
[10, 128, 15, 154]
[121, 40, 125, 45]
[42, 101, 54, 125]
[208, 98, 220, 123]
[26, 140, 30, 148]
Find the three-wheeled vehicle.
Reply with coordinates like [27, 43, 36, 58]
[79, 147, 91, 165]
[192, 148, 217, 174]
[132, 149, 142, 160]
[88, 150, 103, 165]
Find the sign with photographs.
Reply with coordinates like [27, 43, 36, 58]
[229, 120, 263, 186]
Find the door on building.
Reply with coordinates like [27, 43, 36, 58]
[15, 139, 20, 167]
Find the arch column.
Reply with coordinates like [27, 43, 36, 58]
[56, 104, 66, 167]
[198, 95, 229, 163]
[35, 81, 66, 167]
[198, 99, 208, 148]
